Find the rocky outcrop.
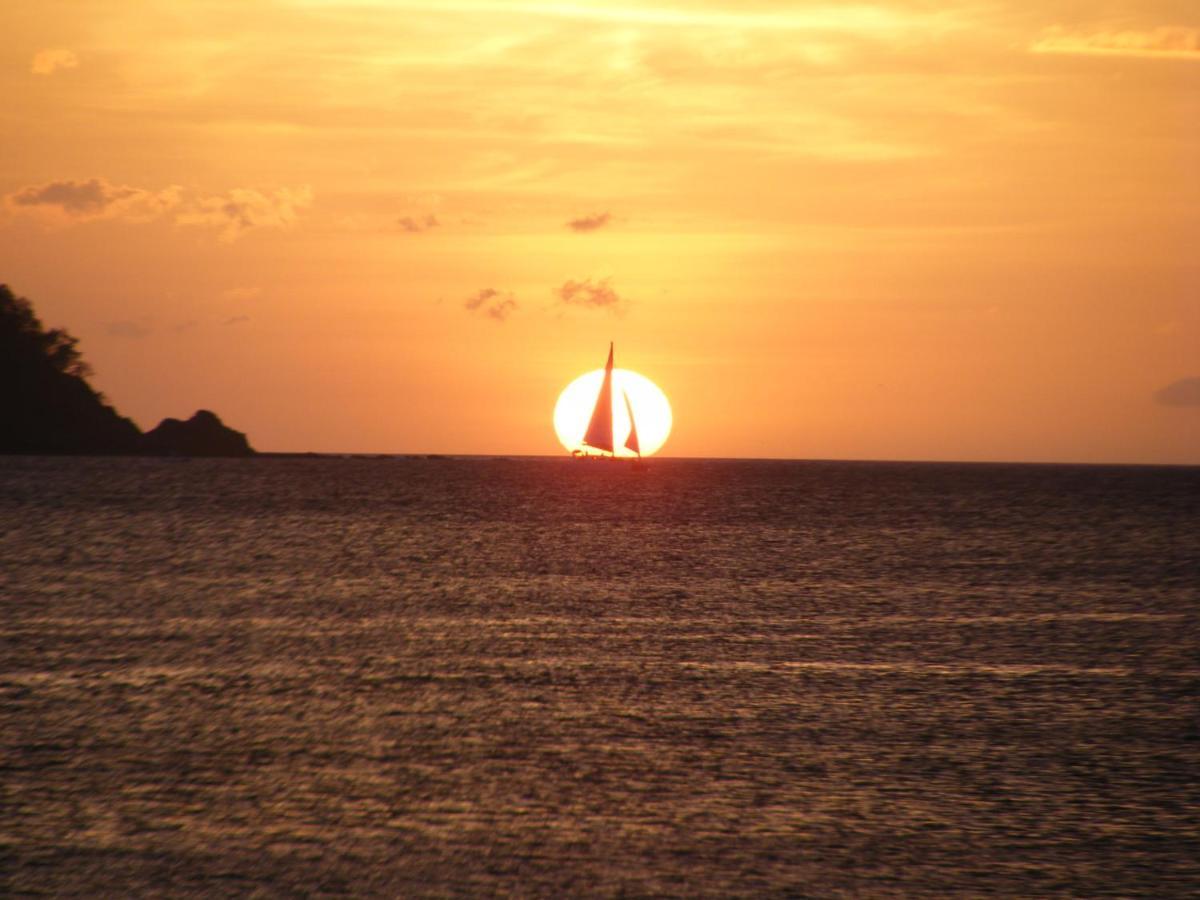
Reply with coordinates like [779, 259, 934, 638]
[141, 410, 254, 457]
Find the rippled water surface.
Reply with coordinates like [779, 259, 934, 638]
[2, 456, 1198, 896]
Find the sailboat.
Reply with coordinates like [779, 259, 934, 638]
[579, 342, 644, 464]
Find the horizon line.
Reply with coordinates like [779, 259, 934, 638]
[247, 451, 1200, 469]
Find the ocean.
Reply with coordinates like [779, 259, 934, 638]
[2, 456, 1198, 896]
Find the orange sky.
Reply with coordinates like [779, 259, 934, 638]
[3, 1, 1198, 462]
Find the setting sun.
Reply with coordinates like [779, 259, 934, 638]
[554, 368, 672, 457]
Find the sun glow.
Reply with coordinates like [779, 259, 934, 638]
[554, 368, 672, 457]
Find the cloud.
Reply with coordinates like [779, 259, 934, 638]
[464, 288, 518, 322]
[223, 315, 251, 326]
[1030, 26, 1200, 60]
[9, 178, 147, 216]
[176, 185, 313, 242]
[464, 288, 499, 311]
[1155, 377, 1200, 408]
[337, 1, 939, 34]
[566, 212, 611, 232]
[398, 214, 439, 233]
[555, 277, 624, 310]
[31, 48, 78, 75]
[5, 178, 311, 240]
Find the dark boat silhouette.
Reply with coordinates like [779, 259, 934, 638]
[578, 342, 645, 466]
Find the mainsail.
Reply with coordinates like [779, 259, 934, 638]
[582, 342, 615, 453]
[623, 388, 641, 457]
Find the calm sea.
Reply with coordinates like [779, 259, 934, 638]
[2, 456, 1198, 896]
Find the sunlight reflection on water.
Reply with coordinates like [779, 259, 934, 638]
[2, 457, 1197, 895]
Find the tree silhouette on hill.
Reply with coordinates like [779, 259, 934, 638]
[1, 283, 141, 454]
[2, 283, 253, 456]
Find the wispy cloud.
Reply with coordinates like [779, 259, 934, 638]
[398, 213, 439, 233]
[555, 277, 624, 310]
[284, 1, 943, 35]
[566, 212, 611, 232]
[223, 315, 252, 326]
[30, 48, 78, 75]
[1155, 377, 1200, 407]
[176, 186, 313, 241]
[465, 287, 518, 322]
[8, 178, 174, 218]
[5, 177, 312, 240]
[17, 180, 107, 214]
[1030, 26, 1200, 60]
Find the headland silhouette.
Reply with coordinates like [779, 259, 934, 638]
[1, 283, 253, 456]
